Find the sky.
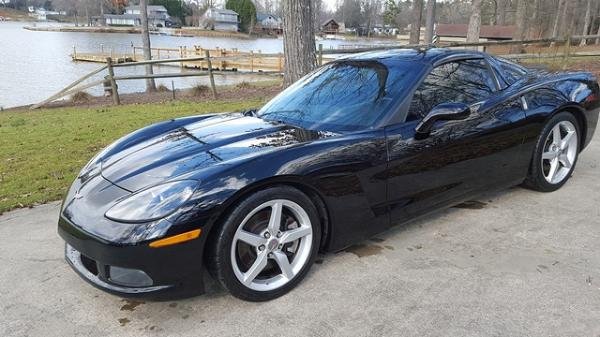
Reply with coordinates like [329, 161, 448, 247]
[323, 0, 338, 12]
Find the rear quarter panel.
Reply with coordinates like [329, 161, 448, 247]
[520, 71, 599, 157]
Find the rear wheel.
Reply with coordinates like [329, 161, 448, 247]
[524, 112, 580, 192]
[208, 186, 321, 301]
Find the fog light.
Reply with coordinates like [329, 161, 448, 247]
[109, 266, 153, 287]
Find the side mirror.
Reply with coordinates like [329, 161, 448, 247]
[415, 102, 471, 138]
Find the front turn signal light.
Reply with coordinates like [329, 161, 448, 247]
[149, 229, 201, 248]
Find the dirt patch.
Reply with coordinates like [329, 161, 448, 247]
[344, 244, 384, 258]
[453, 200, 487, 209]
[120, 299, 144, 312]
[118, 318, 131, 326]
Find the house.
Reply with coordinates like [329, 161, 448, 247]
[321, 19, 339, 34]
[103, 14, 140, 26]
[27, 7, 66, 21]
[436, 24, 516, 42]
[99, 5, 171, 28]
[256, 12, 282, 34]
[124, 5, 169, 27]
[200, 8, 239, 32]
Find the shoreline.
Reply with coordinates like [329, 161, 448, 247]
[22, 24, 275, 39]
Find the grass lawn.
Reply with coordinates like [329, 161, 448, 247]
[0, 98, 267, 214]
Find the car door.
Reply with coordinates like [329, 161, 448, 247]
[384, 58, 527, 224]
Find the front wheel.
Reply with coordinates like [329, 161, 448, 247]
[207, 186, 321, 301]
[524, 112, 580, 192]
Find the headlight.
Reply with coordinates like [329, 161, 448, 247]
[105, 180, 197, 223]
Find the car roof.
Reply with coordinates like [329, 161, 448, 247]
[339, 47, 489, 65]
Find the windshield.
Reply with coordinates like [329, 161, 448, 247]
[257, 59, 420, 132]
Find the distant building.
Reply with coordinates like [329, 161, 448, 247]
[436, 24, 516, 41]
[103, 14, 140, 26]
[27, 7, 66, 21]
[256, 12, 282, 34]
[321, 19, 340, 34]
[97, 5, 171, 28]
[200, 8, 239, 32]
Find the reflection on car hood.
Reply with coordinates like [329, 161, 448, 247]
[100, 113, 336, 191]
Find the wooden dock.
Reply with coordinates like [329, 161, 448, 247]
[71, 46, 334, 73]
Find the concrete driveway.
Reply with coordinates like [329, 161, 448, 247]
[2, 138, 600, 337]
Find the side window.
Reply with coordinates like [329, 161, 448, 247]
[407, 59, 497, 121]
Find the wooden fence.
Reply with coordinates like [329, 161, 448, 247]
[34, 34, 600, 109]
[73, 45, 338, 73]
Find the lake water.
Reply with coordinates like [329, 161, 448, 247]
[0, 21, 396, 108]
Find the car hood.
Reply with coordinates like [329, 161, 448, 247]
[100, 113, 335, 191]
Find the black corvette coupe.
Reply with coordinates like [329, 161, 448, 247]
[59, 48, 599, 301]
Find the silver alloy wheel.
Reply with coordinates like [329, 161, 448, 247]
[541, 120, 578, 184]
[230, 199, 313, 291]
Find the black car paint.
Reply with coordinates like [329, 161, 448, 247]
[58, 48, 600, 299]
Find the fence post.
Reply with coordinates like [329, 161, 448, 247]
[562, 35, 571, 69]
[106, 57, 120, 105]
[179, 46, 184, 68]
[250, 51, 254, 72]
[318, 43, 323, 66]
[205, 50, 217, 99]
[278, 52, 283, 72]
[73, 45, 77, 59]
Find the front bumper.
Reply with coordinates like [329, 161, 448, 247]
[58, 215, 206, 300]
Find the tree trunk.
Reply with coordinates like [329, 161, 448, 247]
[496, 0, 506, 25]
[596, 18, 600, 44]
[559, 0, 569, 37]
[510, 0, 527, 53]
[529, 0, 540, 38]
[466, 0, 482, 43]
[409, 0, 423, 44]
[282, 0, 316, 87]
[580, 0, 592, 45]
[140, 0, 156, 92]
[424, 0, 436, 44]
[551, 0, 565, 39]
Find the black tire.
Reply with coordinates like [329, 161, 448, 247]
[207, 186, 321, 301]
[523, 112, 580, 192]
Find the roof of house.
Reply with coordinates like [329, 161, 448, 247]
[257, 13, 280, 21]
[103, 14, 139, 20]
[436, 24, 515, 39]
[209, 8, 239, 16]
[126, 5, 168, 12]
[322, 18, 339, 27]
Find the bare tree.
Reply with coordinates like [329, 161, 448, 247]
[466, 0, 482, 42]
[409, 0, 423, 44]
[580, 0, 592, 45]
[551, 0, 565, 41]
[510, 0, 527, 53]
[140, 0, 156, 92]
[558, 0, 569, 37]
[282, 0, 316, 87]
[495, 0, 507, 25]
[424, 0, 436, 44]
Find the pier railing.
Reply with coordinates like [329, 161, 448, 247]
[33, 34, 600, 109]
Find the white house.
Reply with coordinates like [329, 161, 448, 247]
[104, 14, 140, 26]
[102, 5, 170, 28]
[27, 6, 66, 21]
[256, 12, 282, 34]
[200, 8, 239, 32]
[256, 13, 281, 29]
